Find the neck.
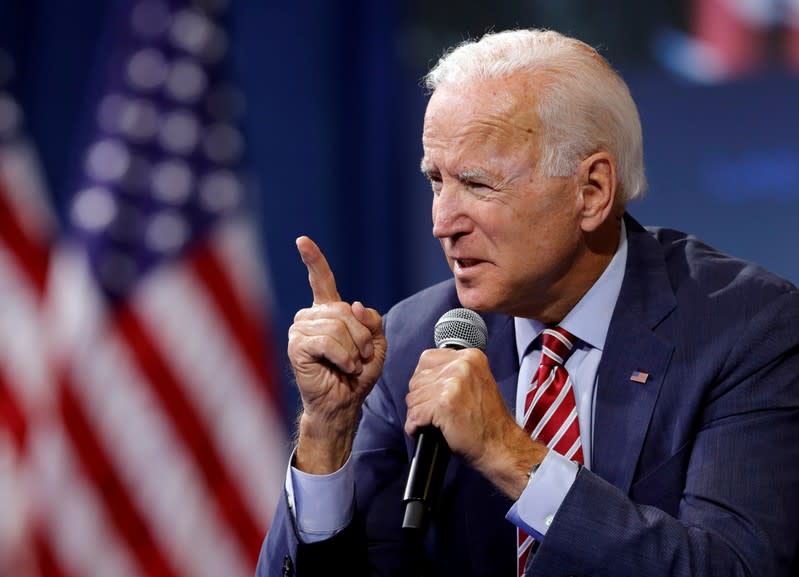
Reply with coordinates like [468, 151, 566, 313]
[532, 216, 623, 325]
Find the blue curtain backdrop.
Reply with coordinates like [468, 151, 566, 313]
[4, 0, 798, 423]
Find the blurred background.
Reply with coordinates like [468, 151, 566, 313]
[0, 0, 797, 575]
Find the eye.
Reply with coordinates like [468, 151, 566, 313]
[464, 180, 488, 189]
[427, 173, 443, 195]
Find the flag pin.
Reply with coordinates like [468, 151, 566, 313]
[630, 370, 649, 384]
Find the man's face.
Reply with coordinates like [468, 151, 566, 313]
[421, 76, 587, 321]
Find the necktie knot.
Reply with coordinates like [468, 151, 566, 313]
[539, 326, 576, 367]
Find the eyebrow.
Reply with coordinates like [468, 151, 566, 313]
[456, 169, 492, 182]
[419, 162, 492, 182]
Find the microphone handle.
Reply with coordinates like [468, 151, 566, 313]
[402, 425, 451, 531]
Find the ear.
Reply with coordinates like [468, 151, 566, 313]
[577, 152, 617, 233]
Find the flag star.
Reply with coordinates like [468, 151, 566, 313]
[72, 187, 118, 232]
[85, 139, 131, 183]
[199, 169, 241, 212]
[166, 58, 207, 103]
[126, 48, 170, 92]
[146, 210, 190, 254]
[151, 159, 194, 204]
[119, 98, 160, 142]
[170, 9, 213, 55]
[158, 109, 200, 155]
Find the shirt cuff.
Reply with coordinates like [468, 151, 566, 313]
[286, 450, 355, 543]
[505, 450, 579, 541]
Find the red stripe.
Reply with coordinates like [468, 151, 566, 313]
[526, 369, 560, 434]
[0, 180, 50, 299]
[0, 371, 28, 452]
[550, 418, 581, 457]
[113, 302, 265, 564]
[58, 374, 184, 577]
[517, 530, 532, 577]
[188, 240, 283, 409]
[536, 385, 576, 444]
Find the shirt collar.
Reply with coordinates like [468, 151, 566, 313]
[514, 218, 628, 361]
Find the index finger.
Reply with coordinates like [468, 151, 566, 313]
[296, 236, 342, 305]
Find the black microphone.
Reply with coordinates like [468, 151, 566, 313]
[402, 308, 488, 532]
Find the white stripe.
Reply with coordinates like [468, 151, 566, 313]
[545, 406, 578, 450]
[564, 436, 582, 461]
[540, 345, 564, 365]
[29, 420, 139, 577]
[135, 258, 289, 525]
[543, 328, 573, 350]
[0, 245, 51, 409]
[50, 256, 251, 577]
[69, 323, 251, 577]
[526, 368, 556, 419]
[0, 142, 56, 238]
[517, 533, 534, 555]
[211, 218, 276, 311]
[530, 374, 572, 440]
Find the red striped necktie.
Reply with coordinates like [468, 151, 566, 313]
[517, 326, 583, 577]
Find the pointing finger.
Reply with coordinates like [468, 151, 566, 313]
[296, 236, 341, 305]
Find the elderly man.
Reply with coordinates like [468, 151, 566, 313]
[257, 29, 799, 576]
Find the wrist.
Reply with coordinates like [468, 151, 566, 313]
[295, 411, 357, 474]
[480, 425, 548, 500]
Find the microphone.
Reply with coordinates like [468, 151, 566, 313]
[402, 308, 488, 532]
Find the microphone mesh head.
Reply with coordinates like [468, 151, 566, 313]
[434, 308, 488, 351]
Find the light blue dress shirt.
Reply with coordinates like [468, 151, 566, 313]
[288, 222, 628, 543]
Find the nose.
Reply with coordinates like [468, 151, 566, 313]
[432, 186, 470, 240]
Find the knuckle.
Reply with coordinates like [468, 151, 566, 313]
[461, 348, 484, 363]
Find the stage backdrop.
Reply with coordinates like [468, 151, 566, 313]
[3, 0, 798, 421]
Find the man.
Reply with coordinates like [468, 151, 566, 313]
[258, 29, 799, 576]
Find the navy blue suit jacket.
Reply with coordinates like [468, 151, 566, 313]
[258, 215, 799, 576]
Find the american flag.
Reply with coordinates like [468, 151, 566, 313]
[0, 1, 289, 576]
[0, 52, 56, 576]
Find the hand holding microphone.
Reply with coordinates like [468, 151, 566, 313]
[402, 308, 488, 531]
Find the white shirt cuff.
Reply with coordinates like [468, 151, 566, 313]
[506, 450, 579, 541]
[286, 450, 355, 543]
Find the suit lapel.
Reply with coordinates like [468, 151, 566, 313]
[483, 313, 518, 414]
[592, 215, 677, 493]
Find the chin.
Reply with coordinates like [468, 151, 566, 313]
[454, 284, 497, 313]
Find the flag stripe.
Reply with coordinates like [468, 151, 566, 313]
[65, 313, 252, 577]
[0, 180, 49, 298]
[33, 527, 77, 577]
[189, 241, 281, 406]
[113, 302, 264, 563]
[58, 375, 184, 577]
[0, 373, 27, 451]
[133, 264, 288, 524]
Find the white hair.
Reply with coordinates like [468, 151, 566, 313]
[425, 29, 647, 202]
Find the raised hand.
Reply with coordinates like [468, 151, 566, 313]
[289, 236, 387, 474]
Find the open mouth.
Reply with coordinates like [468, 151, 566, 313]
[454, 258, 483, 270]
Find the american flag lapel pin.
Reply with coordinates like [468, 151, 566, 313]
[630, 370, 649, 384]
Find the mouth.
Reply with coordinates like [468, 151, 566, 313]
[451, 257, 489, 277]
[454, 258, 481, 269]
